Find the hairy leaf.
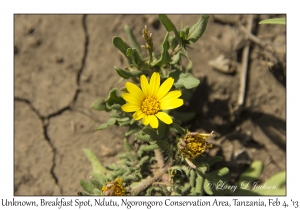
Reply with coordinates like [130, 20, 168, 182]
[79, 180, 101, 195]
[259, 18, 286, 25]
[112, 36, 132, 64]
[124, 25, 142, 55]
[238, 160, 263, 184]
[114, 66, 145, 79]
[151, 32, 171, 67]
[186, 15, 209, 44]
[171, 111, 196, 123]
[137, 144, 159, 157]
[158, 14, 182, 45]
[174, 73, 200, 89]
[105, 88, 125, 109]
[143, 126, 159, 140]
[83, 149, 107, 174]
[91, 98, 109, 111]
[96, 118, 116, 130]
[172, 122, 185, 134]
[126, 48, 142, 66]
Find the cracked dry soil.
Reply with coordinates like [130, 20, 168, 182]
[14, 14, 286, 195]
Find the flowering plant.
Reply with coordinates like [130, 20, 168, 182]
[78, 15, 285, 196]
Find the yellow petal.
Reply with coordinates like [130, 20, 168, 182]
[121, 103, 140, 112]
[142, 115, 150, 125]
[133, 110, 144, 120]
[149, 72, 160, 97]
[156, 77, 174, 100]
[140, 75, 149, 96]
[122, 93, 141, 106]
[160, 99, 183, 110]
[160, 90, 182, 103]
[155, 112, 173, 124]
[149, 115, 159, 128]
[125, 82, 144, 102]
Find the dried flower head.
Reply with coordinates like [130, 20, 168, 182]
[102, 177, 125, 196]
[178, 131, 213, 159]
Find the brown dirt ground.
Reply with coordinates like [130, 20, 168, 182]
[14, 14, 286, 195]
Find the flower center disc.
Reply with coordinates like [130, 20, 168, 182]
[141, 96, 160, 115]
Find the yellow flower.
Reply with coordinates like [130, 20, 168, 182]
[121, 72, 183, 129]
[102, 177, 125, 196]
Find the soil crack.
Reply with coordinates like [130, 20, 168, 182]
[72, 14, 89, 103]
[14, 97, 63, 194]
[14, 15, 89, 195]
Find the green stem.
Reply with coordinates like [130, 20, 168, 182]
[171, 44, 182, 57]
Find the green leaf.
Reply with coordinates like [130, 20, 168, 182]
[186, 15, 210, 44]
[157, 121, 170, 140]
[105, 88, 125, 109]
[112, 36, 132, 64]
[169, 165, 190, 177]
[203, 179, 214, 195]
[170, 53, 180, 65]
[117, 120, 131, 126]
[142, 126, 159, 140]
[126, 48, 142, 66]
[172, 122, 185, 134]
[218, 167, 230, 177]
[125, 125, 140, 137]
[124, 25, 142, 56]
[263, 171, 286, 187]
[259, 18, 286, 25]
[180, 89, 193, 101]
[91, 172, 108, 185]
[168, 35, 178, 51]
[96, 118, 116, 130]
[113, 168, 127, 177]
[237, 171, 286, 196]
[123, 137, 132, 154]
[194, 173, 204, 195]
[135, 131, 151, 142]
[181, 184, 192, 195]
[117, 153, 128, 159]
[77, 191, 89, 196]
[137, 144, 159, 157]
[90, 179, 103, 190]
[79, 180, 101, 195]
[155, 138, 173, 157]
[83, 149, 107, 174]
[158, 14, 182, 45]
[206, 156, 223, 168]
[91, 98, 109, 111]
[171, 111, 196, 123]
[136, 156, 150, 168]
[116, 117, 130, 122]
[187, 61, 193, 73]
[183, 26, 190, 37]
[189, 170, 196, 187]
[114, 66, 145, 79]
[151, 32, 172, 67]
[157, 121, 167, 140]
[238, 161, 263, 184]
[168, 68, 181, 82]
[203, 167, 230, 195]
[180, 26, 190, 40]
[174, 73, 200, 89]
[110, 104, 122, 110]
[196, 163, 208, 174]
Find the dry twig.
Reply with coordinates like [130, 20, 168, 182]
[234, 15, 253, 115]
